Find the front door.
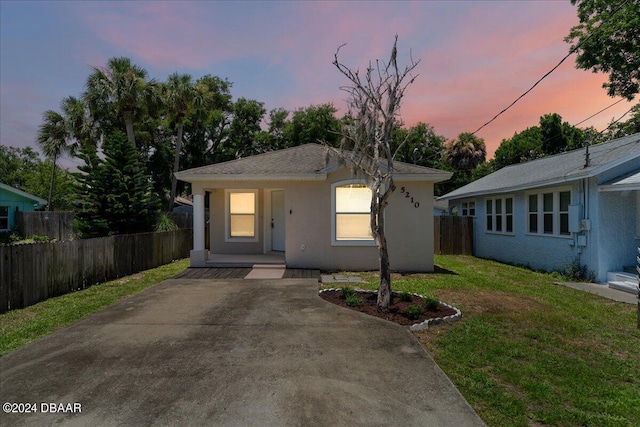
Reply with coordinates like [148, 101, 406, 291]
[271, 190, 285, 252]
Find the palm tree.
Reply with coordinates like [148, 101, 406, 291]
[37, 96, 96, 210]
[164, 73, 201, 211]
[444, 132, 487, 171]
[37, 110, 71, 211]
[84, 57, 157, 148]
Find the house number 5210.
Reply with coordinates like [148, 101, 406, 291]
[399, 186, 420, 208]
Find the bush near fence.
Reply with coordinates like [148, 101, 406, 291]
[0, 229, 192, 313]
[434, 216, 474, 255]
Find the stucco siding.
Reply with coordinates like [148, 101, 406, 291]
[196, 167, 437, 271]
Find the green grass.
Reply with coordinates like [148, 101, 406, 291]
[354, 256, 640, 426]
[2, 255, 638, 425]
[0, 259, 189, 356]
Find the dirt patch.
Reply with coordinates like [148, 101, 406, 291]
[435, 289, 543, 316]
[319, 289, 457, 327]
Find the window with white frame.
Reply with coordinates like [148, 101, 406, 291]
[332, 182, 374, 245]
[461, 200, 475, 216]
[527, 189, 571, 236]
[0, 206, 8, 230]
[225, 190, 258, 241]
[486, 196, 513, 234]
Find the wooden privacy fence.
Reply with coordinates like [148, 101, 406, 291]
[434, 216, 474, 255]
[167, 212, 193, 229]
[15, 211, 74, 241]
[0, 229, 192, 313]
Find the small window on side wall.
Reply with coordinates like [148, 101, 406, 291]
[0, 206, 8, 230]
[461, 201, 475, 216]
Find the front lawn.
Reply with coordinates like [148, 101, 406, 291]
[354, 255, 640, 426]
[0, 259, 190, 357]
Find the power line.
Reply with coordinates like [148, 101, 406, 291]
[598, 104, 635, 133]
[573, 98, 625, 127]
[470, 0, 631, 136]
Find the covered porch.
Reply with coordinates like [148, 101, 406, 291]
[599, 169, 639, 294]
[189, 186, 288, 268]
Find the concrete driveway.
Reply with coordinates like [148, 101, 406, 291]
[1, 277, 484, 426]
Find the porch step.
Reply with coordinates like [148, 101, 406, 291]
[245, 264, 286, 279]
[608, 280, 639, 295]
[606, 271, 636, 283]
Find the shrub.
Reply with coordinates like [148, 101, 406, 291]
[345, 294, 363, 307]
[341, 286, 355, 299]
[405, 304, 423, 320]
[424, 296, 440, 311]
[155, 213, 178, 232]
[399, 291, 413, 302]
[560, 259, 595, 282]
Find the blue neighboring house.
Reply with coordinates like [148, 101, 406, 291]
[439, 132, 640, 294]
[0, 183, 47, 232]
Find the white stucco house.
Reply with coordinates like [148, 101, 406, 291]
[175, 143, 452, 272]
[439, 133, 640, 293]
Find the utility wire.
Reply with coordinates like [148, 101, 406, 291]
[573, 98, 626, 127]
[470, 0, 631, 136]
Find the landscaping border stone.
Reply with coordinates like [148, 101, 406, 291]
[319, 288, 462, 331]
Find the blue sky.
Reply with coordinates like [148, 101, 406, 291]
[0, 0, 634, 168]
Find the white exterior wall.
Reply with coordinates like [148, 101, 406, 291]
[195, 168, 438, 272]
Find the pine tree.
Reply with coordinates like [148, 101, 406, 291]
[75, 131, 158, 237]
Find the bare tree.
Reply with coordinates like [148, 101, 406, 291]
[331, 36, 419, 311]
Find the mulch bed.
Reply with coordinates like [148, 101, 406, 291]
[319, 289, 457, 326]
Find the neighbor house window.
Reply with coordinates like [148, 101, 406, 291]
[332, 181, 375, 245]
[485, 196, 513, 234]
[527, 189, 571, 236]
[0, 206, 8, 230]
[225, 190, 258, 241]
[461, 201, 475, 216]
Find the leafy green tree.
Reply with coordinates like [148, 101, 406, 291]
[254, 107, 290, 152]
[0, 146, 40, 189]
[603, 102, 640, 139]
[283, 104, 341, 147]
[493, 126, 543, 170]
[84, 57, 158, 148]
[227, 98, 266, 158]
[25, 161, 77, 211]
[391, 122, 446, 169]
[565, 0, 640, 100]
[180, 75, 234, 168]
[540, 113, 585, 155]
[75, 131, 158, 237]
[0, 146, 76, 210]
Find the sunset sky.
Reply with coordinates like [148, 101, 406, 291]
[0, 0, 635, 169]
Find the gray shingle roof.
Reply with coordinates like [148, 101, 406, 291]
[175, 143, 451, 182]
[439, 132, 640, 200]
